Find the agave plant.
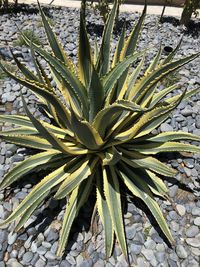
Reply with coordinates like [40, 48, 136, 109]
[0, 0, 200, 258]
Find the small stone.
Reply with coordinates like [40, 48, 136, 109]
[191, 247, 200, 256]
[10, 250, 18, 258]
[8, 232, 17, 245]
[15, 191, 27, 199]
[155, 252, 166, 263]
[169, 210, 179, 220]
[156, 243, 165, 252]
[8, 260, 23, 267]
[168, 259, 178, 267]
[84, 232, 92, 243]
[37, 246, 48, 255]
[5, 144, 17, 154]
[142, 248, 155, 261]
[46, 229, 58, 242]
[81, 260, 93, 267]
[192, 207, 200, 216]
[50, 241, 58, 254]
[176, 245, 187, 259]
[65, 255, 76, 265]
[144, 239, 156, 249]
[76, 233, 84, 242]
[151, 233, 163, 243]
[186, 237, 200, 247]
[24, 235, 32, 249]
[31, 242, 37, 253]
[35, 258, 46, 267]
[42, 241, 51, 248]
[11, 154, 24, 163]
[194, 217, 200, 226]
[176, 204, 186, 216]
[124, 212, 132, 218]
[160, 123, 173, 132]
[76, 254, 83, 266]
[169, 185, 178, 198]
[181, 108, 193, 116]
[137, 257, 150, 267]
[186, 225, 199, 237]
[195, 115, 200, 128]
[18, 233, 28, 241]
[94, 259, 105, 267]
[113, 246, 121, 257]
[125, 225, 136, 239]
[22, 252, 33, 263]
[60, 260, 71, 267]
[130, 243, 142, 255]
[170, 221, 179, 232]
[18, 247, 25, 259]
[45, 251, 57, 260]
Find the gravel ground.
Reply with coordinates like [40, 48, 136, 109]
[0, 5, 200, 267]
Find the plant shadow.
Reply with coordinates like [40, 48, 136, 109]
[160, 16, 200, 38]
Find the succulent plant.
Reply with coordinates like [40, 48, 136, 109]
[0, 0, 200, 257]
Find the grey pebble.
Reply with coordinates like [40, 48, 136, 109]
[176, 245, 188, 259]
[125, 225, 136, 239]
[35, 258, 46, 267]
[24, 235, 32, 249]
[151, 233, 163, 243]
[8, 232, 17, 245]
[94, 259, 105, 267]
[10, 250, 18, 258]
[144, 239, 156, 249]
[170, 221, 180, 232]
[18, 247, 25, 259]
[76, 254, 84, 266]
[192, 207, 200, 216]
[84, 231, 92, 243]
[22, 251, 34, 263]
[186, 225, 199, 237]
[169, 210, 179, 220]
[60, 260, 71, 267]
[155, 251, 166, 263]
[15, 191, 27, 199]
[46, 229, 58, 242]
[169, 185, 178, 198]
[176, 204, 186, 216]
[194, 217, 200, 226]
[65, 255, 76, 265]
[186, 236, 200, 247]
[81, 259, 93, 267]
[31, 241, 38, 253]
[130, 243, 142, 255]
[37, 246, 48, 255]
[7, 260, 23, 267]
[45, 251, 57, 260]
[160, 123, 173, 132]
[141, 248, 156, 262]
[42, 241, 52, 248]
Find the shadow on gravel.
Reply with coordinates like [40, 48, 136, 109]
[86, 18, 132, 37]
[16, 187, 96, 259]
[160, 16, 200, 38]
[0, 3, 53, 17]
[127, 195, 172, 248]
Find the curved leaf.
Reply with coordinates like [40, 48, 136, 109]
[103, 166, 127, 256]
[119, 169, 174, 244]
[0, 150, 67, 190]
[57, 173, 94, 256]
[96, 169, 114, 257]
